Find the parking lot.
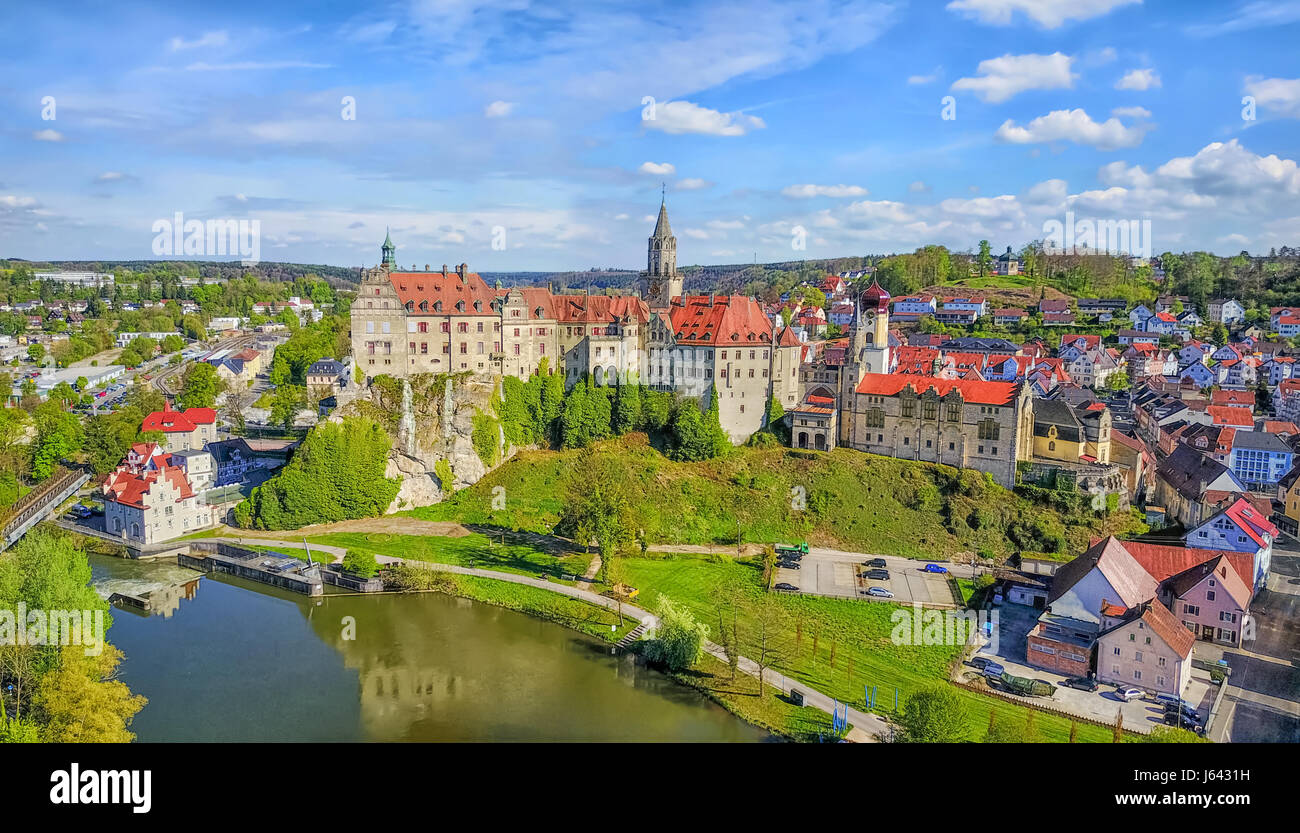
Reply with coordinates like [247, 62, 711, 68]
[774, 549, 961, 607]
[965, 601, 1216, 733]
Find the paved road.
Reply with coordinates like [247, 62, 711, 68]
[198, 534, 889, 740]
[1213, 545, 1300, 742]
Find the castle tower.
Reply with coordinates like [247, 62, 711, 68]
[381, 228, 396, 268]
[838, 279, 891, 447]
[642, 199, 681, 308]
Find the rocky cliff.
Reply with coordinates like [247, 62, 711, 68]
[332, 372, 510, 512]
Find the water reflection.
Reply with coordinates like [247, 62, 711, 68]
[91, 556, 768, 742]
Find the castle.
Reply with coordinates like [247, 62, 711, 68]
[350, 201, 801, 442]
[790, 280, 1114, 490]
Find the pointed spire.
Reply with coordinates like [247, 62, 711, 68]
[653, 199, 672, 239]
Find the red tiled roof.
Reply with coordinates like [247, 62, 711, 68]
[1223, 497, 1277, 548]
[668, 295, 773, 345]
[141, 405, 216, 434]
[556, 294, 649, 325]
[1107, 539, 1254, 589]
[1207, 406, 1254, 427]
[103, 464, 195, 509]
[1211, 389, 1255, 407]
[1126, 600, 1196, 659]
[387, 269, 498, 316]
[1264, 420, 1299, 434]
[854, 373, 1019, 406]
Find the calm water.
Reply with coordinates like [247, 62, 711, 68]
[90, 556, 768, 742]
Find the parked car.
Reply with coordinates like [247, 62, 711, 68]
[1063, 676, 1099, 692]
[923, 563, 948, 574]
[1116, 686, 1144, 701]
[865, 569, 890, 581]
[1163, 702, 1201, 722]
[969, 657, 996, 671]
[980, 662, 1006, 679]
[1163, 711, 1202, 732]
[1152, 692, 1194, 711]
[773, 583, 799, 592]
[865, 587, 894, 598]
[865, 558, 887, 568]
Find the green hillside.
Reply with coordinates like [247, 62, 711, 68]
[408, 434, 1144, 561]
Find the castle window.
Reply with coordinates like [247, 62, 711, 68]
[864, 408, 885, 429]
[901, 396, 915, 418]
[418, 322, 428, 333]
[421, 343, 428, 354]
[922, 400, 937, 421]
[1049, 441, 1056, 451]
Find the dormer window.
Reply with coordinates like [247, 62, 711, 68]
[434, 301, 443, 312]
[456, 300, 465, 312]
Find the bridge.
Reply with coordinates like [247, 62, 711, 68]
[0, 465, 94, 553]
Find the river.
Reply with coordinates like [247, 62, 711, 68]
[90, 555, 770, 742]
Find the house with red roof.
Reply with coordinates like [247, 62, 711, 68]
[1183, 496, 1278, 588]
[102, 449, 215, 546]
[846, 372, 1032, 488]
[142, 403, 217, 454]
[1096, 600, 1196, 695]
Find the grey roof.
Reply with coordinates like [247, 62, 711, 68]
[1229, 430, 1292, 453]
[1048, 537, 1159, 617]
[652, 200, 673, 238]
[308, 358, 345, 375]
[1156, 444, 1237, 501]
[938, 336, 1018, 352]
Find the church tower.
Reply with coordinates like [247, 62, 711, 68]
[838, 279, 892, 447]
[381, 228, 396, 268]
[642, 199, 682, 308]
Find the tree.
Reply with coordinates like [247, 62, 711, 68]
[0, 528, 146, 741]
[985, 709, 1041, 742]
[1106, 370, 1131, 393]
[269, 384, 307, 431]
[1142, 725, 1209, 743]
[159, 334, 185, 353]
[977, 240, 992, 278]
[644, 594, 708, 671]
[178, 361, 225, 410]
[30, 401, 83, 480]
[342, 549, 379, 578]
[897, 685, 969, 743]
[234, 416, 400, 529]
[26, 342, 44, 364]
[744, 594, 791, 699]
[557, 451, 637, 562]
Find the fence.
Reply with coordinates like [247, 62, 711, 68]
[951, 678, 1142, 737]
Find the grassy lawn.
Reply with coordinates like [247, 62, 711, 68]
[303, 531, 595, 583]
[956, 578, 975, 605]
[670, 653, 842, 742]
[406, 435, 1144, 561]
[622, 552, 1113, 743]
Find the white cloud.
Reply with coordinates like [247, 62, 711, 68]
[1219, 233, 1251, 246]
[644, 100, 765, 136]
[995, 108, 1151, 150]
[707, 219, 745, 229]
[683, 228, 710, 239]
[1244, 76, 1300, 119]
[32, 129, 64, 142]
[676, 178, 714, 190]
[348, 21, 397, 43]
[168, 30, 228, 51]
[1112, 106, 1152, 119]
[639, 161, 676, 176]
[781, 184, 869, 198]
[0, 195, 38, 208]
[951, 52, 1076, 103]
[94, 172, 132, 183]
[1022, 179, 1068, 206]
[946, 0, 1140, 28]
[908, 181, 932, 193]
[484, 100, 515, 118]
[1186, 1, 1300, 37]
[613, 213, 630, 221]
[1116, 68, 1161, 90]
[908, 67, 942, 85]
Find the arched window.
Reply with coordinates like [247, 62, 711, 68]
[1049, 441, 1056, 451]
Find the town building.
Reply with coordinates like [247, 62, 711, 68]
[141, 404, 218, 453]
[102, 443, 215, 545]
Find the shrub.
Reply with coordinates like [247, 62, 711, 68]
[341, 549, 379, 578]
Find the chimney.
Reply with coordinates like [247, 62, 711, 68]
[458, 262, 466, 277]
[709, 294, 715, 307]
[442, 264, 448, 276]
[425, 264, 430, 272]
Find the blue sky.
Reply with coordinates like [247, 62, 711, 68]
[1, 0, 1298, 270]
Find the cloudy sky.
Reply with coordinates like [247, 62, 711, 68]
[1, 0, 1298, 270]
